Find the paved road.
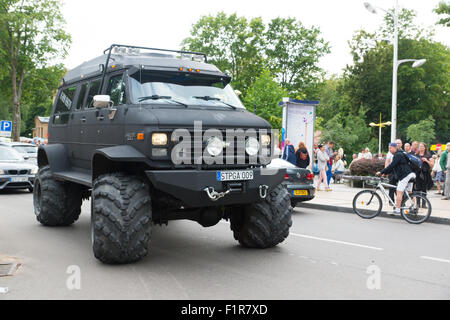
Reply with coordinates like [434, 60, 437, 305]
[1, 189, 449, 300]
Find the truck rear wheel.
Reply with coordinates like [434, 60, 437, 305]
[33, 166, 82, 226]
[91, 173, 152, 264]
[229, 184, 292, 248]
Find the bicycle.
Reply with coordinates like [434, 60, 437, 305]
[352, 177, 432, 224]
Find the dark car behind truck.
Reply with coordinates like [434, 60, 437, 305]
[34, 44, 293, 264]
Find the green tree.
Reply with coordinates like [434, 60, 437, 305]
[265, 17, 330, 98]
[242, 69, 287, 129]
[406, 116, 436, 145]
[0, 0, 71, 141]
[182, 13, 329, 100]
[320, 109, 374, 156]
[342, 8, 449, 144]
[434, 1, 450, 27]
[181, 12, 265, 95]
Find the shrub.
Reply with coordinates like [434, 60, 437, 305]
[350, 159, 385, 176]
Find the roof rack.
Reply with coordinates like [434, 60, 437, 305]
[98, 44, 208, 95]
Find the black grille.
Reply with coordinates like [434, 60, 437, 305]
[172, 130, 270, 167]
[7, 169, 29, 175]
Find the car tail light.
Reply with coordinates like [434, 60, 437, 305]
[284, 174, 290, 180]
[307, 173, 314, 180]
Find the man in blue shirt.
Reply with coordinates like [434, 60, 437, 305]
[282, 139, 296, 166]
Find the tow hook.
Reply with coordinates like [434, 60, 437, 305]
[204, 187, 232, 201]
[259, 185, 269, 199]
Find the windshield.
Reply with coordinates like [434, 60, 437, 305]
[129, 71, 245, 109]
[12, 145, 37, 154]
[0, 146, 24, 161]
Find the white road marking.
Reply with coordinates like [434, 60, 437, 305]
[220, 221, 383, 251]
[289, 233, 384, 251]
[420, 256, 450, 264]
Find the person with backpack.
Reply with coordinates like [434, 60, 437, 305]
[414, 143, 434, 207]
[282, 139, 296, 166]
[295, 142, 310, 169]
[385, 139, 403, 204]
[377, 143, 416, 215]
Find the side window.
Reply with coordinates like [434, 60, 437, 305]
[55, 86, 76, 113]
[53, 86, 76, 125]
[76, 83, 88, 110]
[107, 74, 127, 106]
[86, 79, 101, 108]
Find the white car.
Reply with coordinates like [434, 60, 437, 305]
[0, 145, 38, 192]
[0, 142, 38, 164]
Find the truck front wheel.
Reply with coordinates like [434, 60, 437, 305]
[91, 173, 152, 264]
[229, 184, 292, 248]
[33, 166, 82, 226]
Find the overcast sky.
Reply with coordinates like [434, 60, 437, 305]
[61, 0, 449, 76]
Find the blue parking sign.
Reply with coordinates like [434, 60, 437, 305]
[1, 120, 12, 132]
[0, 120, 12, 137]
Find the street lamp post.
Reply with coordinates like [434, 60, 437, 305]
[364, 1, 426, 142]
[370, 113, 392, 155]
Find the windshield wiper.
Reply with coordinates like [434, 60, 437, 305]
[138, 95, 188, 107]
[193, 96, 237, 110]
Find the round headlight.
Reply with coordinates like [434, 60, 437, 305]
[206, 137, 223, 157]
[30, 167, 38, 175]
[246, 137, 260, 156]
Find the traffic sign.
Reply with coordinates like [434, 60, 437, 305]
[0, 120, 12, 137]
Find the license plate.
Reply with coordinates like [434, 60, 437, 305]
[293, 190, 308, 196]
[217, 170, 254, 182]
[10, 176, 28, 183]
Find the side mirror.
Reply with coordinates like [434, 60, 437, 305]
[93, 95, 113, 108]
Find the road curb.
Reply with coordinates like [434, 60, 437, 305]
[297, 203, 450, 226]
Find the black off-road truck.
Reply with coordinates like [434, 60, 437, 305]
[34, 44, 292, 264]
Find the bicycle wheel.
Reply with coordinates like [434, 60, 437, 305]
[353, 190, 382, 219]
[401, 192, 432, 224]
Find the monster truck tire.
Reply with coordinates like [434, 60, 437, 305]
[230, 184, 292, 248]
[33, 165, 82, 226]
[91, 173, 152, 264]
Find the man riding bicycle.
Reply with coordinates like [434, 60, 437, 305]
[376, 143, 416, 215]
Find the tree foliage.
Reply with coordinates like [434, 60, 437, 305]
[434, 1, 450, 27]
[182, 12, 329, 100]
[0, 0, 71, 140]
[242, 69, 287, 129]
[332, 8, 449, 149]
[406, 116, 436, 145]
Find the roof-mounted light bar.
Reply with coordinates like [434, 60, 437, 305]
[98, 44, 208, 95]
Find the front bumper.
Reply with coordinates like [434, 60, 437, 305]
[284, 183, 316, 201]
[146, 167, 286, 207]
[0, 175, 35, 190]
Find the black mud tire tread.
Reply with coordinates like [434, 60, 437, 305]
[230, 184, 292, 248]
[92, 173, 152, 264]
[34, 165, 82, 226]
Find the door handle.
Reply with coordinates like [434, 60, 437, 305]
[80, 117, 86, 123]
[97, 115, 104, 121]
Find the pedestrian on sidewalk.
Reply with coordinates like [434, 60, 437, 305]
[442, 143, 450, 200]
[411, 141, 419, 155]
[295, 142, 310, 169]
[332, 155, 346, 183]
[324, 141, 336, 186]
[432, 151, 444, 195]
[316, 144, 331, 191]
[282, 139, 296, 166]
[415, 143, 434, 207]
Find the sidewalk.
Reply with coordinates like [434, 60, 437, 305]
[298, 180, 450, 225]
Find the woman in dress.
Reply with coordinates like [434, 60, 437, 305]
[316, 144, 331, 191]
[415, 142, 434, 207]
